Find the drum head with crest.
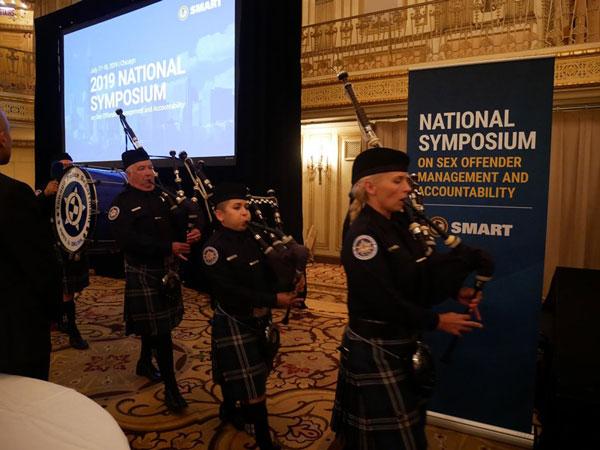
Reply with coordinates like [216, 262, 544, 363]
[54, 166, 127, 254]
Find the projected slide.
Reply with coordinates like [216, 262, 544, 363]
[63, 0, 235, 163]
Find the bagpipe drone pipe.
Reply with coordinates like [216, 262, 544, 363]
[168, 144, 311, 312]
[113, 110, 217, 291]
[336, 70, 495, 361]
[245, 190, 310, 325]
[115, 109, 209, 243]
[114, 109, 309, 321]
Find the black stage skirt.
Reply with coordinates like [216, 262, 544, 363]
[331, 327, 428, 450]
[211, 307, 273, 402]
[123, 260, 183, 336]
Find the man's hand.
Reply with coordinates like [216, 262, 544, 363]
[172, 242, 191, 261]
[186, 228, 201, 245]
[276, 291, 303, 308]
[44, 180, 59, 197]
[437, 312, 483, 336]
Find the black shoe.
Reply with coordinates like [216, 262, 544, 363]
[219, 402, 245, 431]
[57, 317, 69, 333]
[136, 360, 161, 382]
[69, 334, 89, 350]
[176, 391, 188, 410]
[164, 387, 188, 413]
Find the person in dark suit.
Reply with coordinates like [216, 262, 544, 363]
[0, 107, 62, 380]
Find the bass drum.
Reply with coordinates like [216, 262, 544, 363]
[54, 166, 127, 255]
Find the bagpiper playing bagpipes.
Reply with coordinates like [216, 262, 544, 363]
[106, 109, 310, 442]
[201, 182, 306, 450]
[330, 71, 495, 450]
[108, 110, 205, 413]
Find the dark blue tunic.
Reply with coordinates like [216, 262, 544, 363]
[202, 226, 278, 402]
[110, 185, 184, 336]
[332, 205, 477, 450]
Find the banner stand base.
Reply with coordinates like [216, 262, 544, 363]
[427, 411, 534, 448]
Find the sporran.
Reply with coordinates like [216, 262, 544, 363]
[412, 340, 436, 397]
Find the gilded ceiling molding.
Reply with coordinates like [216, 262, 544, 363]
[0, 96, 35, 124]
[0, 9, 34, 30]
[303, 74, 408, 110]
[13, 139, 35, 148]
[302, 51, 600, 112]
[0, 22, 32, 32]
[554, 54, 600, 87]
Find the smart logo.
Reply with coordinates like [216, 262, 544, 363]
[450, 221, 513, 237]
[178, 0, 222, 20]
[430, 215, 513, 237]
[429, 216, 449, 238]
[178, 5, 190, 21]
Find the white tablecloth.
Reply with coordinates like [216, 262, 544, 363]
[0, 373, 129, 450]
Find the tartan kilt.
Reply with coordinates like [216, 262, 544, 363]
[331, 327, 428, 450]
[123, 260, 183, 336]
[62, 253, 90, 295]
[211, 308, 272, 402]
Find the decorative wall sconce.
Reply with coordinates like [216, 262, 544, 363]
[307, 153, 329, 185]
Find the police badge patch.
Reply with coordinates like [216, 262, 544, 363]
[108, 206, 120, 221]
[352, 235, 378, 260]
[203, 246, 219, 266]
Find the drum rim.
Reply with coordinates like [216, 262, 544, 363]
[54, 165, 98, 255]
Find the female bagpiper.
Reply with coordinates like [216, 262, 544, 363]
[332, 147, 484, 450]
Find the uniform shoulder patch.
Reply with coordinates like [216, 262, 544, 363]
[108, 206, 120, 221]
[352, 234, 378, 260]
[203, 246, 219, 266]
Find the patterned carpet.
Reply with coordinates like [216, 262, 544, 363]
[49, 263, 525, 450]
[49, 263, 346, 450]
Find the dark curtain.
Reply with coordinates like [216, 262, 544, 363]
[34, 0, 303, 239]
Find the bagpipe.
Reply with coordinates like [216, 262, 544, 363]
[115, 109, 207, 242]
[116, 109, 309, 322]
[245, 190, 310, 324]
[337, 70, 495, 363]
[52, 112, 208, 255]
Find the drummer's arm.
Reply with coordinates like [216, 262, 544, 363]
[33, 189, 51, 218]
[42, 180, 59, 197]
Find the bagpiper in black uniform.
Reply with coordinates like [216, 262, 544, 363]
[37, 152, 89, 350]
[331, 147, 485, 450]
[202, 182, 300, 450]
[109, 148, 203, 413]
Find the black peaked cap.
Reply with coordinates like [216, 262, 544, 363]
[211, 182, 248, 206]
[54, 152, 73, 162]
[351, 147, 410, 184]
[121, 147, 150, 170]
